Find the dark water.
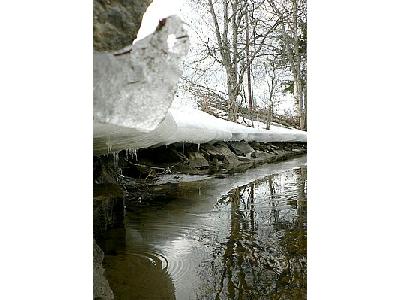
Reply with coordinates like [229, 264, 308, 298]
[103, 155, 307, 300]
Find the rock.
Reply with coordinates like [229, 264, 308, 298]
[202, 142, 240, 167]
[93, 240, 114, 300]
[237, 156, 251, 162]
[94, 0, 153, 51]
[121, 163, 154, 178]
[139, 145, 187, 166]
[93, 183, 125, 242]
[251, 150, 267, 159]
[227, 141, 255, 157]
[248, 141, 268, 152]
[292, 148, 305, 153]
[187, 151, 209, 169]
[269, 144, 280, 150]
[94, 155, 121, 185]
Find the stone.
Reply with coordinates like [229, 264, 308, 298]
[137, 145, 187, 166]
[187, 151, 209, 169]
[292, 148, 305, 153]
[251, 150, 267, 159]
[93, 240, 114, 300]
[269, 144, 280, 150]
[121, 163, 152, 178]
[93, 183, 125, 242]
[94, 0, 153, 51]
[202, 142, 240, 167]
[227, 141, 255, 157]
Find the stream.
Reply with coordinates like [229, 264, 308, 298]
[103, 155, 307, 300]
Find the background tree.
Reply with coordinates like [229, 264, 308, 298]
[266, 0, 307, 129]
[180, 0, 307, 130]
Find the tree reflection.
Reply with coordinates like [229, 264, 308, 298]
[196, 167, 307, 300]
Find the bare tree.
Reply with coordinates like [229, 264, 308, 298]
[182, 0, 306, 129]
[266, 0, 307, 129]
[263, 60, 279, 129]
[206, 0, 277, 121]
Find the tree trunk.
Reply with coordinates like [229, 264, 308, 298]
[292, 0, 305, 130]
[245, 4, 253, 126]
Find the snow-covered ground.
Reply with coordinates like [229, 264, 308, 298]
[93, 15, 306, 155]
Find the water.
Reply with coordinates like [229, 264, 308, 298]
[103, 155, 307, 300]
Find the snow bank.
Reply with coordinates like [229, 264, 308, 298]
[94, 106, 306, 155]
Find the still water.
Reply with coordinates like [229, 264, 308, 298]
[103, 155, 307, 300]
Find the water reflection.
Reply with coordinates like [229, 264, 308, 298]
[103, 158, 307, 300]
[196, 167, 306, 299]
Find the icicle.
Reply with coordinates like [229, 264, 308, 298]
[112, 152, 119, 167]
[106, 136, 112, 153]
[197, 143, 200, 152]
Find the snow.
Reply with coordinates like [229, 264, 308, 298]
[93, 16, 306, 156]
[94, 105, 306, 155]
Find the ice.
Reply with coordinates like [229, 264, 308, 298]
[133, 0, 184, 45]
[94, 15, 189, 131]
